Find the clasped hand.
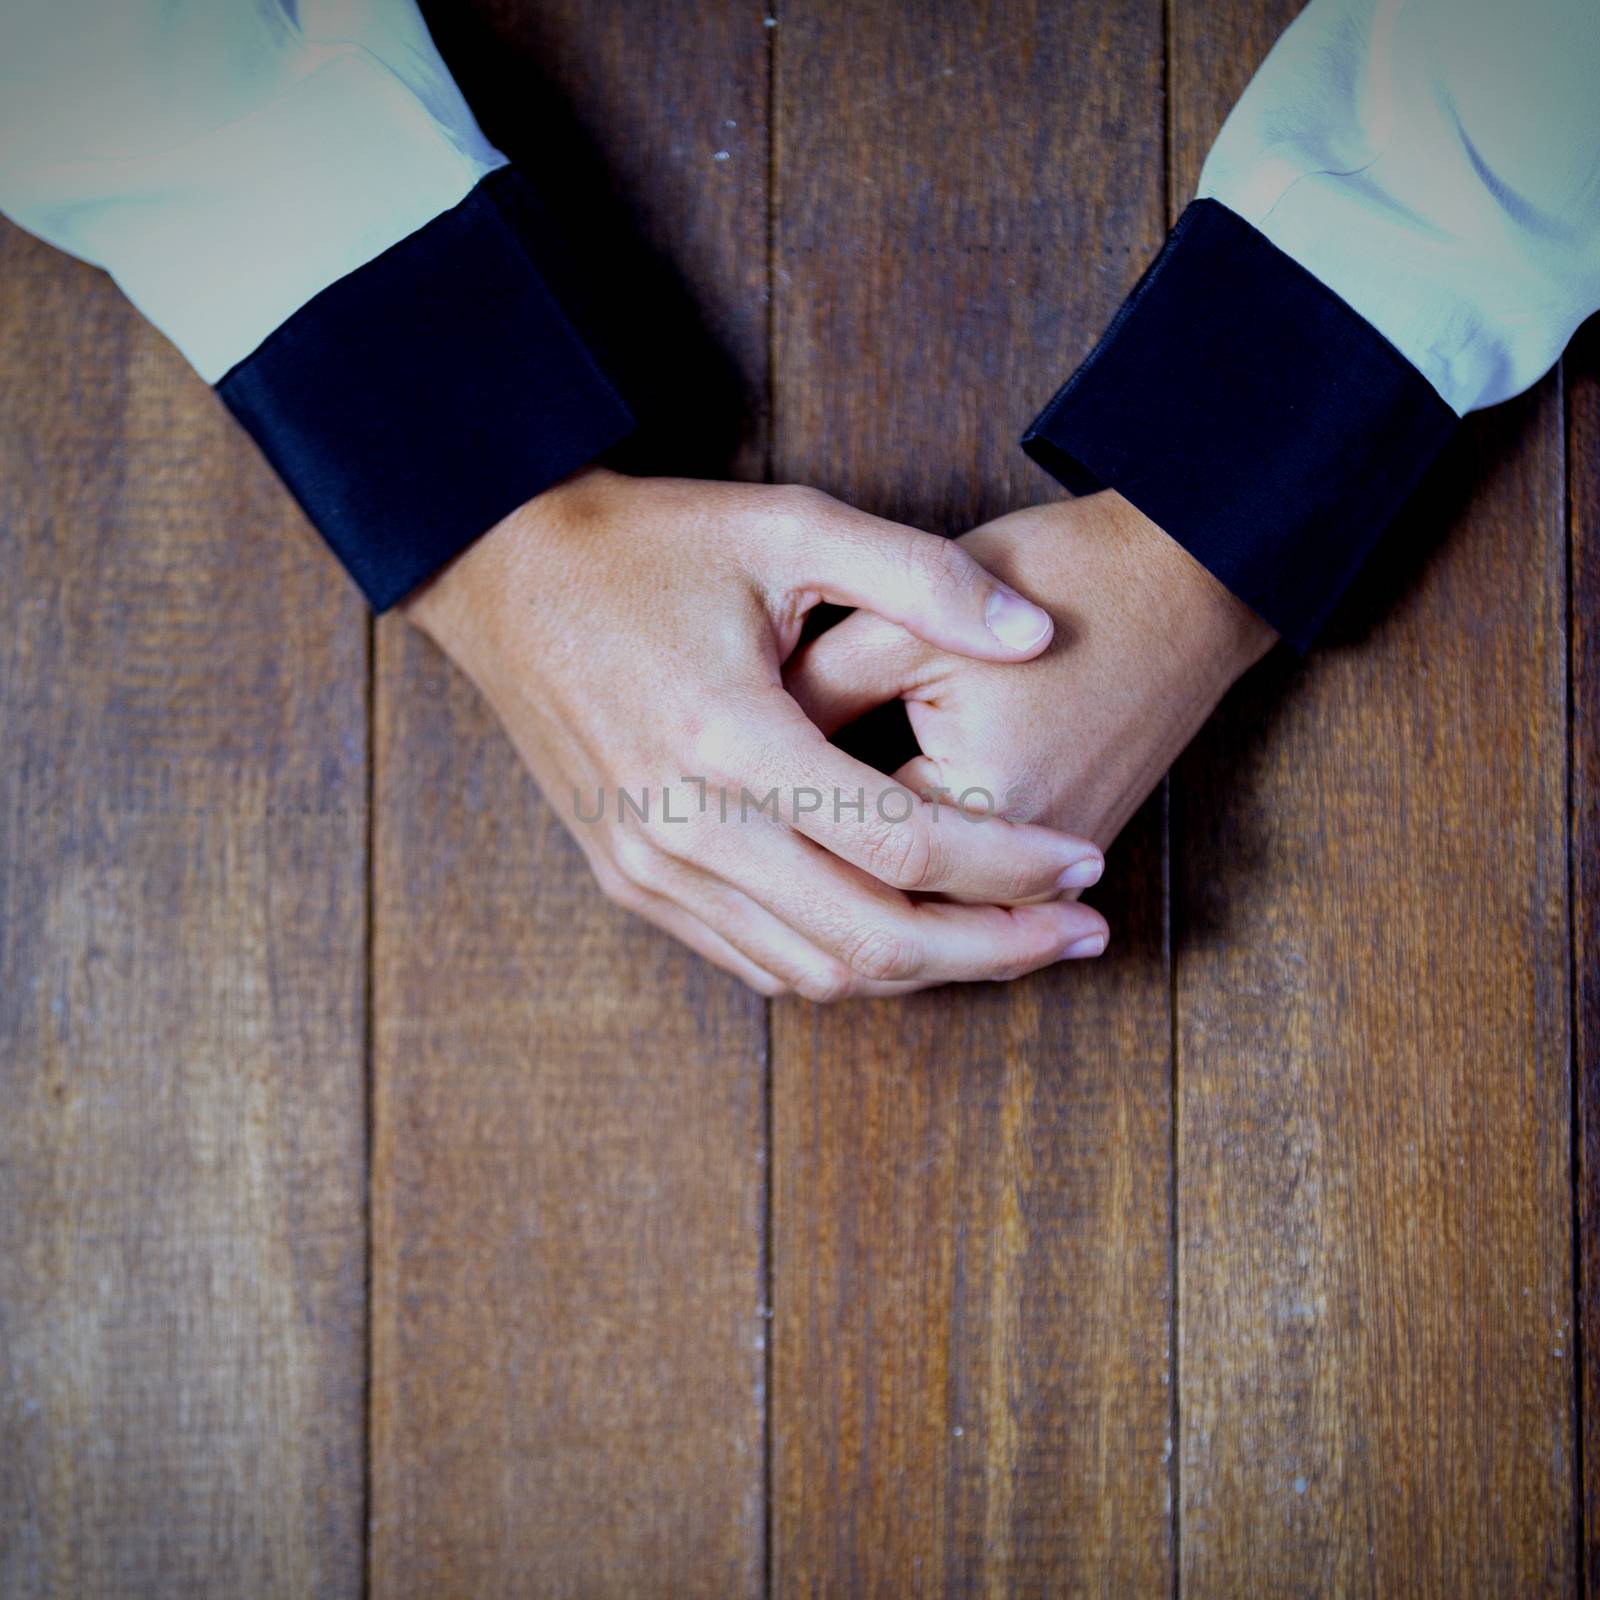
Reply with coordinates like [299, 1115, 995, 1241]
[404, 468, 1273, 998]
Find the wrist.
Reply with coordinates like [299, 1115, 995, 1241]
[400, 464, 618, 662]
[1097, 490, 1278, 679]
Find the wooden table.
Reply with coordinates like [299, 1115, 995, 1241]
[2, 2, 1595, 1594]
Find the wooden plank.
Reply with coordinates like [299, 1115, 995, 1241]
[1571, 314, 1600, 1597]
[0, 223, 368, 1594]
[369, 5, 772, 1595]
[1170, 5, 1576, 1591]
[769, 4, 1174, 1593]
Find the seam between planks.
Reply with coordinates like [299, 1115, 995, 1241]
[761, 7, 781, 1598]
[1564, 351, 1587, 1600]
[1160, 2, 1183, 1592]
[360, 609, 377, 1600]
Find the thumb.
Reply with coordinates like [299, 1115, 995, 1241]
[784, 609, 928, 735]
[785, 499, 1054, 661]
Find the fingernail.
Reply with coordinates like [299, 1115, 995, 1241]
[1061, 932, 1107, 960]
[984, 587, 1052, 651]
[1057, 856, 1104, 890]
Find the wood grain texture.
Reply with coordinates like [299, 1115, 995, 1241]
[368, 6, 772, 1595]
[1170, 4, 1576, 1593]
[769, 3, 1175, 1592]
[1572, 314, 1600, 1599]
[0, 222, 368, 1595]
[3, 5, 1590, 1593]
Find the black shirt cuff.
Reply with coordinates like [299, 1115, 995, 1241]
[217, 165, 636, 611]
[1021, 198, 1458, 651]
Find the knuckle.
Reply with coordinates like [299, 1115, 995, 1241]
[840, 922, 918, 984]
[907, 532, 969, 599]
[777, 483, 827, 515]
[683, 708, 747, 789]
[991, 779, 1037, 822]
[648, 812, 704, 865]
[766, 484, 826, 540]
[862, 814, 938, 891]
[609, 831, 665, 892]
[796, 961, 857, 1005]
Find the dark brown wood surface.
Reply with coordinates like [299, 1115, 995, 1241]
[0, 225, 369, 1592]
[368, 6, 772, 1597]
[1572, 313, 1600, 1600]
[1171, 3, 1577, 1593]
[766, 3, 1176, 1594]
[0, 2, 1592, 1595]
